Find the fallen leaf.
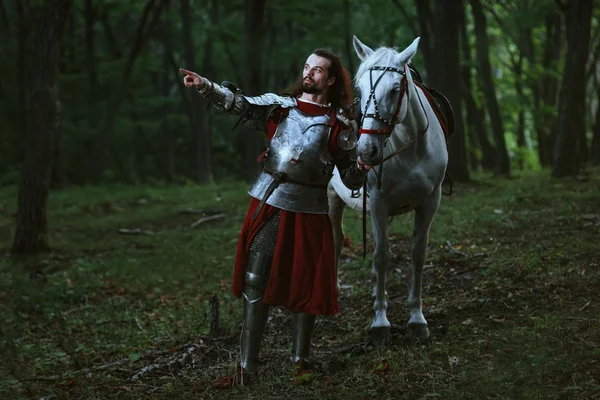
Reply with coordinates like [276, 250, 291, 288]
[373, 359, 391, 375]
[462, 319, 473, 325]
[291, 363, 314, 385]
[448, 355, 459, 366]
[128, 352, 141, 362]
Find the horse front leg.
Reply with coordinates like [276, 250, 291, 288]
[408, 187, 441, 340]
[327, 184, 346, 296]
[369, 202, 392, 345]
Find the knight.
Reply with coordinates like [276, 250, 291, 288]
[180, 48, 371, 386]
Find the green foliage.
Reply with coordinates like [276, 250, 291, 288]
[1, 0, 599, 184]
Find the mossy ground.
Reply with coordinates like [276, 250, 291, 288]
[1, 169, 598, 399]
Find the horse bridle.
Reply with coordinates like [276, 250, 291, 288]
[355, 64, 430, 188]
[358, 65, 409, 136]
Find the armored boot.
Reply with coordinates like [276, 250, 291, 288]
[240, 251, 272, 372]
[291, 312, 316, 364]
[239, 210, 281, 373]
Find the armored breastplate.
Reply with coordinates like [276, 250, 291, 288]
[249, 107, 334, 214]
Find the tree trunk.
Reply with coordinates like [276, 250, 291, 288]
[414, 0, 435, 81]
[16, 1, 26, 164]
[520, 24, 546, 168]
[343, 0, 355, 77]
[0, 0, 7, 37]
[513, 54, 526, 169]
[458, 4, 478, 171]
[469, 0, 510, 176]
[592, 83, 600, 165]
[159, 4, 175, 182]
[50, 86, 64, 189]
[199, 0, 219, 182]
[240, 0, 266, 183]
[552, 0, 593, 178]
[431, 0, 469, 182]
[180, 0, 213, 184]
[459, 2, 495, 172]
[12, 0, 73, 255]
[286, 20, 298, 89]
[263, 11, 273, 88]
[84, 0, 99, 184]
[540, 13, 563, 166]
[90, 0, 165, 184]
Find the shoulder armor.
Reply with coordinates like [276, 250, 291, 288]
[241, 93, 297, 108]
[336, 108, 352, 127]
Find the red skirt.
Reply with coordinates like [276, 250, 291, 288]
[232, 197, 339, 315]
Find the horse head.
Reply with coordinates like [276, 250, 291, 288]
[353, 36, 421, 166]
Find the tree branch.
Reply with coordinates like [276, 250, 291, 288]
[586, 38, 600, 82]
[219, 33, 244, 86]
[555, 0, 568, 12]
[391, 0, 418, 38]
[100, 10, 122, 58]
[484, 3, 517, 42]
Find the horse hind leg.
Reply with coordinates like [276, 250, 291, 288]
[407, 188, 442, 341]
[327, 184, 346, 296]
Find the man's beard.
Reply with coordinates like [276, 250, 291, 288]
[302, 83, 320, 93]
[302, 77, 322, 94]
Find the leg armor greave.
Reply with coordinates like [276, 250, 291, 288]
[240, 211, 281, 372]
[291, 312, 316, 363]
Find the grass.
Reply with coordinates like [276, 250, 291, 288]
[0, 168, 599, 399]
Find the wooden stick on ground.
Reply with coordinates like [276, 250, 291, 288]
[190, 213, 226, 229]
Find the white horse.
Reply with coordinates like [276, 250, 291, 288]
[328, 36, 449, 343]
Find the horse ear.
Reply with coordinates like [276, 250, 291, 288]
[398, 37, 420, 64]
[353, 35, 374, 61]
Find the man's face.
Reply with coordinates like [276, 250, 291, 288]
[302, 54, 335, 94]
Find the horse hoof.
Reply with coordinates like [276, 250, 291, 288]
[407, 323, 430, 341]
[370, 326, 391, 347]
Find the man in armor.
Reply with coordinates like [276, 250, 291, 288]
[180, 49, 370, 386]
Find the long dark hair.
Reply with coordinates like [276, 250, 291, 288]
[282, 49, 355, 118]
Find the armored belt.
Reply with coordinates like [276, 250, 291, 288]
[251, 169, 329, 220]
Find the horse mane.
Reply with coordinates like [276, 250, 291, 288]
[354, 47, 399, 86]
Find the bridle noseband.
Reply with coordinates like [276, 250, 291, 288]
[358, 65, 408, 136]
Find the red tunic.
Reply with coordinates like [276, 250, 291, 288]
[231, 100, 348, 315]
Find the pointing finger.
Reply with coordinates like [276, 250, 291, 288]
[179, 68, 195, 76]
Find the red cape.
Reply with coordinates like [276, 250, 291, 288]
[231, 100, 346, 315]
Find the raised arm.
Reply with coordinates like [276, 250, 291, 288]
[180, 68, 291, 132]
